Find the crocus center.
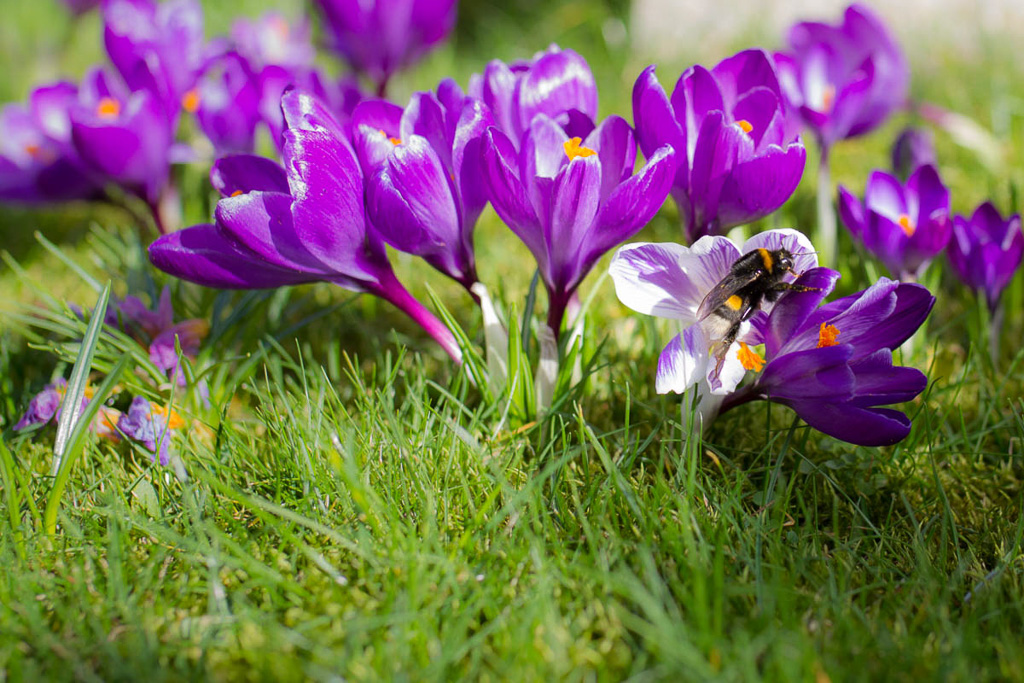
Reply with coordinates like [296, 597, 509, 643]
[563, 137, 596, 161]
[151, 404, 186, 430]
[817, 322, 840, 348]
[182, 89, 200, 114]
[737, 342, 765, 372]
[96, 97, 121, 119]
[898, 214, 915, 236]
[735, 119, 753, 134]
[269, 16, 289, 37]
[822, 85, 836, 113]
[380, 129, 401, 145]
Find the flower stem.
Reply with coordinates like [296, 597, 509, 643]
[817, 147, 837, 268]
[546, 288, 572, 341]
[372, 271, 462, 363]
[717, 384, 761, 416]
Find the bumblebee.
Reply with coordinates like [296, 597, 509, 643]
[697, 247, 817, 373]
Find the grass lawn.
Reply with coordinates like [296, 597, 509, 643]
[2, 1, 1024, 680]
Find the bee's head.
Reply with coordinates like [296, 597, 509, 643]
[775, 248, 795, 273]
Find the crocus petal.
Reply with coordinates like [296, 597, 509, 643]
[714, 142, 805, 229]
[760, 344, 855, 401]
[785, 401, 912, 447]
[586, 114, 637, 203]
[656, 326, 709, 394]
[350, 98, 405, 174]
[742, 227, 819, 276]
[514, 47, 598, 139]
[547, 153, 602, 290]
[610, 241, 709, 322]
[763, 267, 840, 357]
[837, 185, 865, 238]
[482, 127, 545, 266]
[210, 154, 289, 196]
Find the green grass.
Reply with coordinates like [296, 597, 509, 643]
[3, 1, 1024, 680]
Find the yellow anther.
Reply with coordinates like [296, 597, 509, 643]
[230, 190, 244, 197]
[182, 89, 201, 114]
[736, 119, 753, 134]
[380, 129, 401, 145]
[563, 137, 596, 161]
[96, 97, 121, 119]
[898, 214, 915, 237]
[817, 322, 840, 348]
[737, 342, 765, 372]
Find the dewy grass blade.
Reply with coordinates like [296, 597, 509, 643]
[52, 282, 112, 475]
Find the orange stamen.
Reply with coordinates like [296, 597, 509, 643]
[230, 190, 244, 197]
[380, 129, 401, 145]
[563, 137, 596, 161]
[151, 404, 186, 430]
[268, 16, 289, 37]
[817, 322, 840, 348]
[736, 119, 753, 134]
[182, 89, 201, 114]
[822, 85, 836, 113]
[96, 97, 121, 119]
[898, 214, 915, 237]
[737, 342, 765, 372]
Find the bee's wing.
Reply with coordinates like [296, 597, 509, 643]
[696, 270, 763, 321]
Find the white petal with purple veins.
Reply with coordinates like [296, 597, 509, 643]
[655, 325, 709, 394]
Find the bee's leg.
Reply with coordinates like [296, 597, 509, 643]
[765, 281, 822, 302]
[710, 324, 741, 380]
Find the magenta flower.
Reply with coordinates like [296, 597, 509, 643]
[231, 12, 316, 72]
[774, 3, 909, 150]
[351, 81, 492, 292]
[947, 202, 1023, 312]
[69, 68, 176, 211]
[469, 45, 598, 149]
[312, 0, 457, 94]
[483, 114, 676, 335]
[0, 82, 104, 203]
[148, 89, 461, 361]
[632, 49, 806, 242]
[189, 52, 262, 155]
[14, 379, 121, 441]
[838, 165, 951, 280]
[102, 0, 205, 116]
[732, 268, 933, 446]
[117, 396, 184, 464]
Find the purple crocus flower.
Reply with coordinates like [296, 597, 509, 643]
[14, 379, 122, 440]
[148, 89, 461, 361]
[774, 3, 909, 150]
[891, 126, 936, 181]
[312, 0, 457, 94]
[189, 52, 262, 155]
[350, 80, 492, 292]
[69, 68, 176, 213]
[609, 229, 817, 425]
[102, 0, 205, 115]
[0, 82, 104, 203]
[231, 12, 316, 72]
[632, 49, 806, 243]
[838, 164, 951, 280]
[729, 267, 934, 446]
[117, 396, 184, 464]
[469, 45, 598, 149]
[483, 114, 676, 336]
[947, 202, 1023, 312]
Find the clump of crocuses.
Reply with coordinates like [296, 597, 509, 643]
[148, 89, 461, 362]
[632, 49, 806, 243]
[609, 229, 934, 446]
[838, 165, 951, 281]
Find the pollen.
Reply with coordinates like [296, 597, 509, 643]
[817, 322, 840, 348]
[822, 84, 836, 112]
[736, 119, 753, 134]
[897, 214, 915, 236]
[96, 97, 121, 119]
[182, 89, 201, 113]
[230, 190, 243, 197]
[737, 342, 765, 372]
[152, 404, 186, 430]
[380, 129, 401, 145]
[563, 137, 596, 161]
